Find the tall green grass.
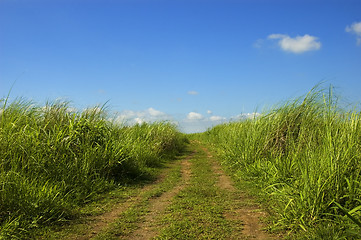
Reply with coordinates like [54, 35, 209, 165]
[202, 87, 361, 239]
[0, 97, 187, 239]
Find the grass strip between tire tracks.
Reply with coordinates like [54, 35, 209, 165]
[155, 141, 245, 239]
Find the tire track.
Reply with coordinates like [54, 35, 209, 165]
[200, 144, 277, 240]
[68, 158, 185, 240]
[126, 151, 194, 239]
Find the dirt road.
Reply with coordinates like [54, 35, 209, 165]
[63, 141, 279, 239]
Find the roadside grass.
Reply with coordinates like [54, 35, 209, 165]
[38, 159, 180, 240]
[35, 185, 140, 239]
[155, 142, 243, 239]
[5, 85, 361, 239]
[37, 166, 173, 239]
[0, 97, 187, 239]
[199, 86, 361, 239]
[195, 137, 280, 234]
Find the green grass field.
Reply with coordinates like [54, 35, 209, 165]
[198, 86, 361, 239]
[1, 85, 361, 239]
[0, 98, 187, 239]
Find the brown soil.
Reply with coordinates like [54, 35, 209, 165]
[127, 151, 194, 239]
[200, 144, 277, 240]
[70, 160, 182, 240]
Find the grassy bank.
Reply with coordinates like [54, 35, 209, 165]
[0, 98, 187, 239]
[200, 87, 361, 239]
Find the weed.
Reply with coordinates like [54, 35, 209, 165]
[200, 86, 361, 239]
[0, 98, 187, 239]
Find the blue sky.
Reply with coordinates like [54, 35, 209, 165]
[1, 0, 361, 133]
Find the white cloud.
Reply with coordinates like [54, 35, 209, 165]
[148, 107, 164, 117]
[188, 91, 199, 95]
[180, 111, 229, 133]
[232, 112, 261, 120]
[187, 112, 203, 120]
[112, 108, 261, 134]
[210, 115, 225, 121]
[346, 21, 361, 45]
[268, 34, 321, 53]
[114, 108, 172, 125]
[134, 117, 144, 124]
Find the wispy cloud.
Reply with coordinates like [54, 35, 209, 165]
[148, 107, 165, 117]
[113, 108, 261, 134]
[253, 39, 264, 48]
[134, 117, 144, 124]
[188, 91, 199, 95]
[186, 112, 203, 120]
[181, 111, 225, 133]
[114, 107, 172, 125]
[210, 115, 226, 121]
[231, 112, 261, 120]
[180, 111, 259, 133]
[268, 34, 321, 53]
[346, 21, 361, 45]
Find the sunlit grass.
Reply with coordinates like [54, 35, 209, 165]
[0, 97, 187, 239]
[200, 86, 361, 239]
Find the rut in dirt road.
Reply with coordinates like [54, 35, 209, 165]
[127, 151, 193, 239]
[64, 152, 191, 240]
[200, 144, 277, 240]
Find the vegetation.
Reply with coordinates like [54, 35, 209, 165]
[199, 86, 361, 239]
[2, 85, 361, 239]
[156, 142, 242, 239]
[95, 152, 184, 239]
[0, 97, 187, 239]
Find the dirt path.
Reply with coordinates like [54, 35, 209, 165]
[127, 151, 193, 239]
[64, 154, 187, 240]
[63, 142, 279, 239]
[200, 144, 276, 240]
[76, 177, 168, 240]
